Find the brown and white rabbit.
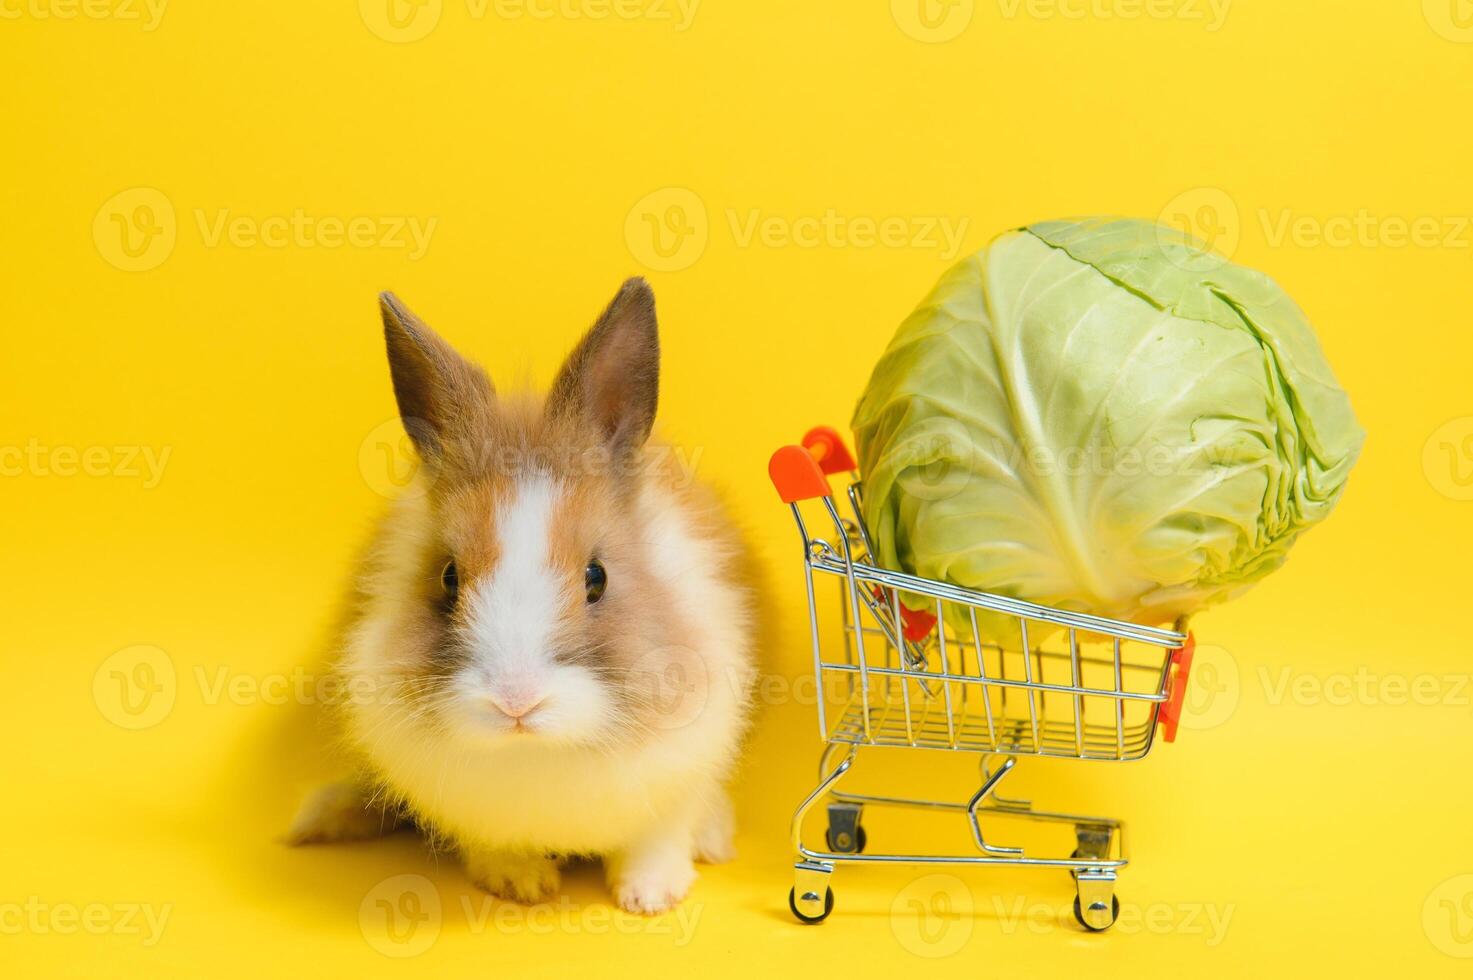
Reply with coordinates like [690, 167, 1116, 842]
[288, 279, 755, 914]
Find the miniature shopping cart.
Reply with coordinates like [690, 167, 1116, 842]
[768, 426, 1195, 932]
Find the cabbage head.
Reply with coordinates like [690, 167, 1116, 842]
[851, 217, 1364, 629]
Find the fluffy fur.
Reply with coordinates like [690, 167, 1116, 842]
[289, 279, 755, 914]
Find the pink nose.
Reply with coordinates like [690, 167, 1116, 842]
[486, 688, 545, 720]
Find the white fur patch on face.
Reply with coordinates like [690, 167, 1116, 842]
[469, 473, 564, 673]
[453, 474, 609, 743]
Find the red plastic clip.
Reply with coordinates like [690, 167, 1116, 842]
[870, 586, 937, 642]
[1157, 633, 1196, 743]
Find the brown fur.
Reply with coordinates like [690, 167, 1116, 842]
[376, 279, 750, 738]
[297, 280, 763, 914]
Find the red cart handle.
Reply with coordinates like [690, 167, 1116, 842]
[769, 426, 856, 503]
[769, 445, 832, 503]
[1157, 633, 1196, 743]
[802, 426, 857, 475]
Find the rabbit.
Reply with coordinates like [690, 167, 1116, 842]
[287, 278, 756, 914]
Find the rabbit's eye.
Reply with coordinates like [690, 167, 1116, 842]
[441, 560, 459, 600]
[585, 559, 607, 604]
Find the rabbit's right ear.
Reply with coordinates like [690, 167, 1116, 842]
[379, 292, 495, 468]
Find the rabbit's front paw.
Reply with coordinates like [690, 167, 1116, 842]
[610, 844, 696, 915]
[465, 849, 560, 904]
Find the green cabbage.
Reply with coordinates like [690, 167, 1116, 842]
[852, 217, 1364, 629]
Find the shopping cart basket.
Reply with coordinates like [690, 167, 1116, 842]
[769, 426, 1195, 931]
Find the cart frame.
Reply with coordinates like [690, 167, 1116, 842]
[769, 427, 1195, 931]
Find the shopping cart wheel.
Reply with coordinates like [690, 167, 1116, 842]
[788, 886, 835, 924]
[1073, 894, 1120, 932]
[791, 861, 835, 923]
[825, 803, 866, 854]
[825, 825, 867, 854]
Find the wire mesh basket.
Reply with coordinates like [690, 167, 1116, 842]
[769, 426, 1196, 931]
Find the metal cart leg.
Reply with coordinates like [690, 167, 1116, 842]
[1070, 823, 1114, 877]
[788, 746, 858, 924]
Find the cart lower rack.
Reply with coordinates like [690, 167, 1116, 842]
[769, 427, 1195, 931]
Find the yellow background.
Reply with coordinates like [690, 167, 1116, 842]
[5, 0, 1473, 975]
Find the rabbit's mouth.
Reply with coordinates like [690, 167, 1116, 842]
[442, 663, 615, 747]
[452, 690, 551, 739]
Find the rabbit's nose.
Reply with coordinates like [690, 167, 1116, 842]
[486, 687, 546, 720]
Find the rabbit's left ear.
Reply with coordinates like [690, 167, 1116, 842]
[547, 277, 660, 460]
[379, 291, 496, 469]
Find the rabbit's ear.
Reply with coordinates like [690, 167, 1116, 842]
[547, 278, 660, 461]
[379, 292, 495, 467]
